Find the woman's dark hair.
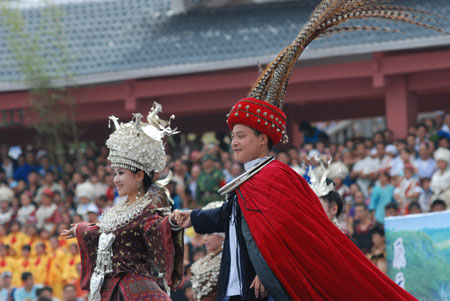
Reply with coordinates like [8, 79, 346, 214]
[370, 225, 385, 238]
[380, 171, 391, 181]
[133, 170, 155, 191]
[408, 201, 421, 213]
[322, 179, 343, 218]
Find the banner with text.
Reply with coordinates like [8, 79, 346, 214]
[385, 211, 450, 301]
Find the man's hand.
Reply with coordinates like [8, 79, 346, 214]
[250, 275, 268, 298]
[170, 210, 193, 228]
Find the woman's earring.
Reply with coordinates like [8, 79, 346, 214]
[137, 182, 141, 198]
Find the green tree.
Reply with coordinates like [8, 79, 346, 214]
[0, 0, 80, 173]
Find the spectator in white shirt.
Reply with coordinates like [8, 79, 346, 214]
[351, 143, 375, 198]
[430, 148, 450, 206]
[415, 144, 436, 179]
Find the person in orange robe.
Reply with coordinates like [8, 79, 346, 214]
[47, 236, 67, 299]
[5, 221, 26, 258]
[23, 224, 39, 257]
[38, 229, 52, 255]
[62, 242, 81, 285]
[31, 242, 50, 286]
[0, 244, 17, 279]
[13, 245, 32, 287]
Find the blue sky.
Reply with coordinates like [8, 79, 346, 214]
[385, 211, 450, 232]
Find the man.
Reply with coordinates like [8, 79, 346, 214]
[350, 142, 376, 198]
[173, 122, 290, 299]
[171, 0, 428, 298]
[0, 271, 13, 301]
[13, 272, 39, 300]
[415, 144, 436, 179]
[61, 284, 79, 301]
[173, 116, 414, 299]
[430, 199, 447, 212]
[384, 202, 398, 218]
[195, 154, 225, 206]
[36, 286, 55, 301]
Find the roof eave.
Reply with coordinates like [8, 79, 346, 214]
[1, 35, 450, 92]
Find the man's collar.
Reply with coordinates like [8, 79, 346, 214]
[244, 156, 271, 171]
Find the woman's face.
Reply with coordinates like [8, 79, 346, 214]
[203, 233, 224, 254]
[112, 167, 139, 197]
[20, 194, 31, 206]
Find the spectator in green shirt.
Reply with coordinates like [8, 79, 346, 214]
[195, 154, 225, 206]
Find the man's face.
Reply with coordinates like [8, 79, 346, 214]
[376, 144, 385, 157]
[2, 276, 11, 287]
[24, 275, 34, 287]
[419, 145, 429, 159]
[231, 124, 267, 164]
[63, 286, 77, 300]
[385, 208, 397, 217]
[356, 144, 366, 157]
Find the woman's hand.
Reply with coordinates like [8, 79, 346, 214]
[170, 210, 192, 228]
[61, 223, 77, 239]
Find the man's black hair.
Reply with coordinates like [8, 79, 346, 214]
[396, 139, 407, 145]
[408, 201, 421, 212]
[431, 199, 447, 210]
[45, 170, 55, 177]
[380, 171, 391, 181]
[403, 148, 412, 154]
[63, 283, 76, 291]
[37, 286, 52, 298]
[416, 123, 428, 132]
[384, 202, 398, 211]
[21, 271, 32, 282]
[253, 129, 274, 151]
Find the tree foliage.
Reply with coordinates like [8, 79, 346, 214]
[0, 0, 80, 173]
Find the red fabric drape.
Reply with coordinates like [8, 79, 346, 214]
[236, 160, 416, 300]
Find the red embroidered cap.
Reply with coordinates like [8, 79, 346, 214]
[227, 97, 287, 145]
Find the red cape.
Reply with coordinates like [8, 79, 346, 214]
[236, 160, 416, 300]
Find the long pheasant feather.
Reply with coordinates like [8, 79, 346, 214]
[248, 0, 450, 109]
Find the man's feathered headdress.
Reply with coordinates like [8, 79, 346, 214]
[227, 0, 449, 144]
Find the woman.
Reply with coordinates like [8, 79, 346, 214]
[62, 103, 183, 300]
[190, 201, 224, 301]
[366, 226, 387, 275]
[307, 160, 346, 231]
[35, 188, 61, 235]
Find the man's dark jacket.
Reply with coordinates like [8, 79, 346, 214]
[191, 197, 267, 301]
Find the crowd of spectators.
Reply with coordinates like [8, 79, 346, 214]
[0, 111, 449, 300]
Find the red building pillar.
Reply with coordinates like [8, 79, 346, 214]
[285, 105, 303, 147]
[385, 76, 418, 139]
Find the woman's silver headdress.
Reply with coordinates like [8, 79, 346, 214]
[106, 102, 179, 176]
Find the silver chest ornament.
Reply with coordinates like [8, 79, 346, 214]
[89, 232, 115, 301]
